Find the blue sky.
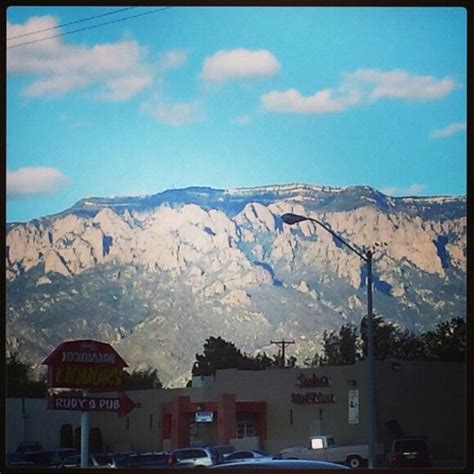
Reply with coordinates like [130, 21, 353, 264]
[7, 6, 467, 223]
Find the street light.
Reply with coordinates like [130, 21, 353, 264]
[281, 212, 377, 469]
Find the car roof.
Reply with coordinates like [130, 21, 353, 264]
[173, 447, 210, 452]
[212, 459, 349, 469]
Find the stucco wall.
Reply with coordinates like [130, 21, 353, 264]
[375, 360, 465, 461]
[5, 398, 81, 453]
[6, 360, 465, 463]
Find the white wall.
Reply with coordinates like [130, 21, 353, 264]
[6, 398, 82, 453]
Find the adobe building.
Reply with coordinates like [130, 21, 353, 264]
[90, 360, 465, 463]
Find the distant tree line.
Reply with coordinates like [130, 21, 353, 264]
[308, 315, 466, 367]
[121, 367, 162, 390]
[191, 316, 465, 378]
[191, 336, 296, 378]
[7, 316, 465, 397]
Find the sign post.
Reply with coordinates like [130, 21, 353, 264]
[43, 340, 134, 469]
[81, 390, 89, 469]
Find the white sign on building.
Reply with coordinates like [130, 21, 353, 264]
[348, 390, 359, 424]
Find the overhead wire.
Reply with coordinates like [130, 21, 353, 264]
[7, 7, 137, 41]
[7, 7, 172, 49]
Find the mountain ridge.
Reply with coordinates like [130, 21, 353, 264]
[9, 183, 465, 226]
[6, 183, 466, 387]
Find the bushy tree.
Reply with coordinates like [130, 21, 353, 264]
[192, 336, 246, 376]
[391, 328, 426, 360]
[192, 336, 281, 376]
[312, 315, 465, 365]
[6, 352, 47, 397]
[360, 315, 406, 360]
[319, 324, 358, 366]
[421, 317, 466, 362]
[122, 367, 163, 389]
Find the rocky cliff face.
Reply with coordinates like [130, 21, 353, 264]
[6, 185, 466, 387]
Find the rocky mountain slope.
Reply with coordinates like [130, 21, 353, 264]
[6, 184, 466, 387]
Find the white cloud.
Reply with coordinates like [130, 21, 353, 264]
[141, 100, 203, 126]
[231, 115, 252, 125]
[7, 167, 70, 198]
[345, 69, 456, 102]
[381, 183, 427, 196]
[7, 16, 152, 100]
[261, 87, 361, 114]
[159, 50, 187, 71]
[261, 68, 456, 115]
[429, 121, 466, 139]
[200, 48, 280, 82]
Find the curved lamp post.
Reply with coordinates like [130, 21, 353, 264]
[281, 213, 376, 469]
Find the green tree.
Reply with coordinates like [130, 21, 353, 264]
[319, 323, 358, 366]
[241, 351, 278, 370]
[192, 336, 245, 376]
[310, 315, 465, 365]
[192, 336, 280, 377]
[422, 317, 466, 362]
[303, 353, 323, 367]
[122, 367, 163, 390]
[6, 352, 47, 397]
[359, 314, 402, 360]
[391, 328, 426, 360]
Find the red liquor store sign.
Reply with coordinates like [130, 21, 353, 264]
[43, 339, 128, 389]
[295, 373, 331, 388]
[292, 373, 335, 404]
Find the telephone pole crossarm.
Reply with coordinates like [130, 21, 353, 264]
[271, 339, 295, 368]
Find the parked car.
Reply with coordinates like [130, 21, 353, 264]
[207, 445, 237, 464]
[22, 448, 79, 467]
[15, 441, 44, 454]
[169, 447, 215, 467]
[7, 452, 30, 466]
[280, 434, 383, 468]
[6, 461, 36, 468]
[59, 452, 121, 468]
[388, 437, 432, 468]
[107, 451, 138, 468]
[122, 452, 171, 468]
[223, 450, 274, 463]
[211, 459, 350, 469]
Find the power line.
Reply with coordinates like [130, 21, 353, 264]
[7, 7, 137, 41]
[7, 7, 172, 49]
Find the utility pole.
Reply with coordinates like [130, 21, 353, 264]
[271, 339, 295, 368]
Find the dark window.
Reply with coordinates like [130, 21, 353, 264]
[60, 424, 74, 448]
[227, 451, 252, 460]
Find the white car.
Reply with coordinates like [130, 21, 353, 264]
[59, 453, 119, 468]
[169, 447, 215, 467]
[224, 450, 274, 463]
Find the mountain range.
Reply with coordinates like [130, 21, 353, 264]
[6, 184, 466, 387]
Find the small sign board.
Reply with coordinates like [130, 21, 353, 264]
[195, 411, 214, 423]
[348, 389, 359, 424]
[47, 392, 136, 416]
